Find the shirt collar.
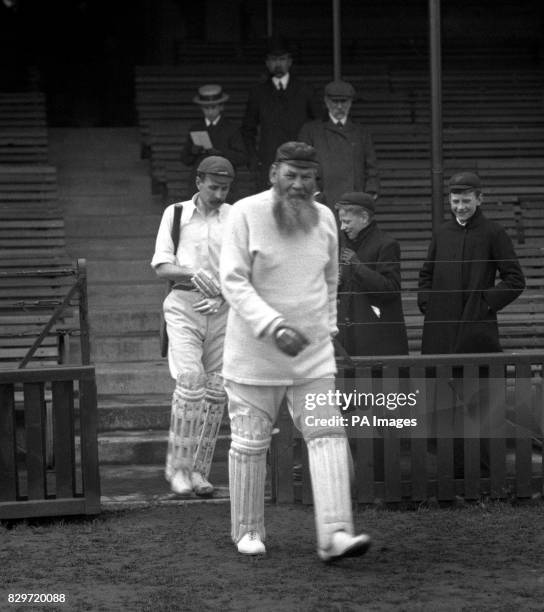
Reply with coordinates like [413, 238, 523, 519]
[329, 113, 347, 126]
[272, 74, 290, 89]
[205, 116, 221, 127]
[189, 194, 226, 219]
[453, 206, 482, 227]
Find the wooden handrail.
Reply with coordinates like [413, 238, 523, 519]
[16, 258, 90, 369]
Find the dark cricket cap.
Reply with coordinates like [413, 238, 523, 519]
[324, 80, 356, 100]
[448, 171, 481, 191]
[336, 192, 375, 214]
[197, 156, 235, 178]
[275, 141, 319, 168]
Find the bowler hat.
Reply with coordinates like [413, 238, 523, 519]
[324, 80, 356, 100]
[193, 84, 229, 106]
[275, 141, 319, 168]
[448, 171, 481, 191]
[197, 156, 235, 178]
[336, 192, 375, 214]
[265, 37, 292, 58]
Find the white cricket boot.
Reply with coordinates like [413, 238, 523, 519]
[229, 414, 272, 554]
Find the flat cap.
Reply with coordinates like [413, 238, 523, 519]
[275, 141, 319, 168]
[336, 192, 375, 214]
[193, 84, 229, 105]
[324, 80, 356, 100]
[197, 155, 235, 178]
[448, 171, 481, 191]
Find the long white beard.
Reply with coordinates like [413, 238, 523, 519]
[272, 191, 319, 235]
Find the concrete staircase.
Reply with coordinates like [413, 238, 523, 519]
[49, 128, 230, 502]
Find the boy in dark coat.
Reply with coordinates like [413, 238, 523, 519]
[418, 171, 525, 354]
[336, 192, 408, 356]
[417, 171, 525, 477]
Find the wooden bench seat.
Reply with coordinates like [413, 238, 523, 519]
[518, 200, 544, 244]
[0, 266, 75, 304]
[0, 218, 65, 248]
[135, 64, 542, 113]
[174, 40, 538, 68]
[0, 322, 62, 368]
[0, 165, 58, 205]
[0, 92, 47, 129]
[0, 264, 76, 367]
[373, 127, 544, 159]
[0, 206, 65, 253]
[0, 128, 49, 164]
[0, 261, 77, 369]
[0, 175, 74, 367]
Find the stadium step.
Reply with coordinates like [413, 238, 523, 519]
[98, 393, 171, 431]
[66, 236, 156, 258]
[88, 281, 163, 308]
[95, 430, 231, 465]
[99, 464, 232, 505]
[59, 192, 163, 215]
[50, 127, 144, 166]
[64, 214, 161, 238]
[87, 259, 158, 283]
[90, 307, 161, 334]
[96, 361, 171, 395]
[92, 332, 164, 362]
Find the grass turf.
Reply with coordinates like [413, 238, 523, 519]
[1, 502, 544, 611]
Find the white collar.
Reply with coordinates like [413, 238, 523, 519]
[272, 74, 290, 89]
[205, 116, 221, 127]
[188, 194, 226, 219]
[329, 113, 347, 126]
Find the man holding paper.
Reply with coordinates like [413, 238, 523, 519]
[180, 84, 247, 201]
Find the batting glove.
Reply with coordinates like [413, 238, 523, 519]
[191, 269, 221, 298]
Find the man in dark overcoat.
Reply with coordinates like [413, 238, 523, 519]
[180, 84, 247, 201]
[336, 192, 408, 356]
[298, 80, 379, 211]
[418, 171, 525, 354]
[240, 42, 321, 190]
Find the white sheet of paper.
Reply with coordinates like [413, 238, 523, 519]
[190, 131, 213, 149]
